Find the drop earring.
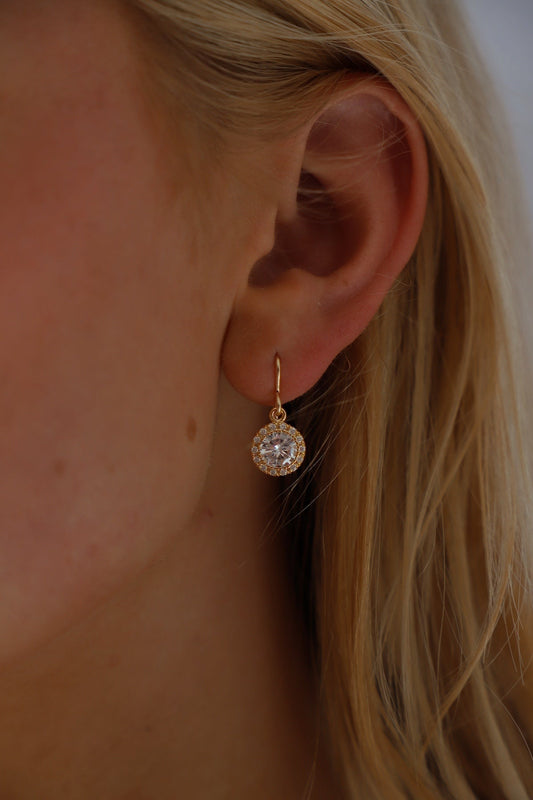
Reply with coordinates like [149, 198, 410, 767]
[250, 354, 306, 476]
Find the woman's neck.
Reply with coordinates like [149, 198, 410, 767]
[0, 385, 337, 798]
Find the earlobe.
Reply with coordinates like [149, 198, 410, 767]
[222, 77, 428, 405]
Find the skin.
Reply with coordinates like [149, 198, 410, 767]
[0, 1, 428, 796]
[0, 1, 337, 797]
[0, 0, 241, 660]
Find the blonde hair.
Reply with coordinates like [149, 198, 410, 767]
[127, 0, 533, 796]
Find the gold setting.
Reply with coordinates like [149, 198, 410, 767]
[251, 420, 306, 476]
[250, 354, 306, 477]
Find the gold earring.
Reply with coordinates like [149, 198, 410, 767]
[250, 354, 306, 476]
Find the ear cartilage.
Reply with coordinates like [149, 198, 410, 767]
[250, 354, 306, 476]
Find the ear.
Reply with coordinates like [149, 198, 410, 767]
[221, 76, 428, 405]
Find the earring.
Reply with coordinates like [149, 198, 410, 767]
[251, 354, 306, 476]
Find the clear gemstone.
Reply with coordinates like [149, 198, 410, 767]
[259, 430, 298, 468]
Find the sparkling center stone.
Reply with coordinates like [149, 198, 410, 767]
[259, 430, 297, 468]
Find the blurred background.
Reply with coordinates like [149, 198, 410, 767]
[461, 0, 533, 224]
[461, 0, 533, 362]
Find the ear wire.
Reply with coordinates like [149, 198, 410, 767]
[250, 353, 306, 477]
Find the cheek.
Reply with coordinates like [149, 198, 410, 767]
[0, 197, 216, 661]
[0, 39, 218, 660]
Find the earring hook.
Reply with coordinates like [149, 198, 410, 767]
[274, 353, 282, 417]
[270, 353, 286, 423]
[250, 352, 306, 476]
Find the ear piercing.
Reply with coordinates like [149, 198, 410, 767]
[250, 354, 306, 476]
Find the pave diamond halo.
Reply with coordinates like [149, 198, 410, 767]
[250, 354, 306, 477]
[252, 420, 306, 476]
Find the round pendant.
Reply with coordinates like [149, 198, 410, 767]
[251, 421, 306, 476]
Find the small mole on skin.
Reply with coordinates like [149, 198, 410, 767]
[186, 416, 197, 442]
[53, 458, 67, 477]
